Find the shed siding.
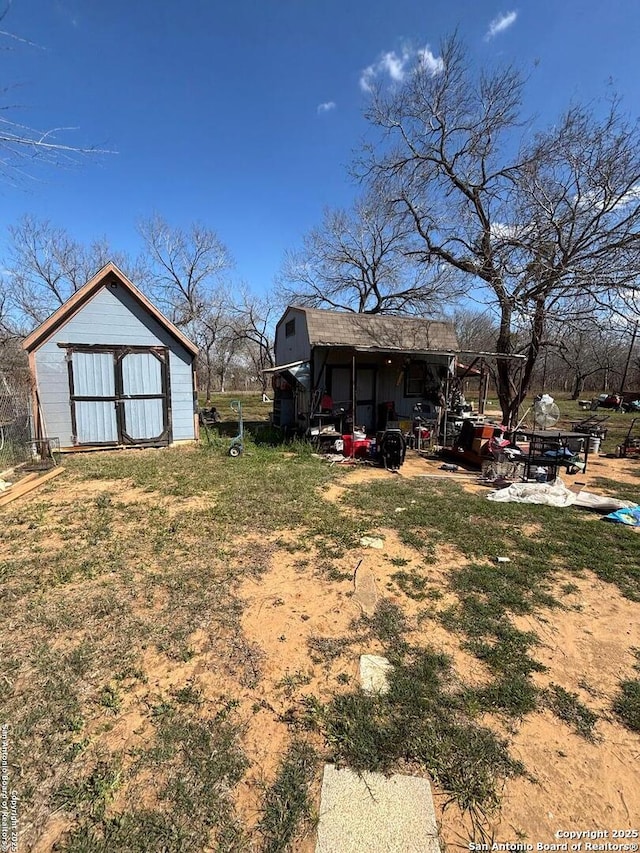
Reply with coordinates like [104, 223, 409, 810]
[274, 308, 311, 365]
[33, 285, 195, 446]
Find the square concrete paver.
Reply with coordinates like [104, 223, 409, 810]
[359, 654, 393, 695]
[315, 764, 440, 853]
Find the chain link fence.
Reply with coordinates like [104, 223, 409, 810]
[0, 372, 34, 474]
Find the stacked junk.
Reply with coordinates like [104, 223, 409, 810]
[316, 391, 605, 485]
[328, 401, 433, 472]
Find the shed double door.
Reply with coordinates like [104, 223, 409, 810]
[69, 347, 171, 446]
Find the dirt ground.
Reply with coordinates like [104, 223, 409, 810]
[12, 449, 640, 850]
[235, 451, 640, 849]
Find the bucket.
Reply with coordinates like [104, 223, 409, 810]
[588, 436, 601, 454]
[342, 435, 371, 458]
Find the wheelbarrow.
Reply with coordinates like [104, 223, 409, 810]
[228, 400, 244, 457]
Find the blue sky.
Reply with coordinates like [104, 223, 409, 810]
[1, 0, 639, 296]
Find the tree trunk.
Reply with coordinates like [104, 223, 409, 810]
[205, 351, 214, 403]
[495, 297, 547, 428]
[495, 300, 514, 426]
[571, 373, 584, 400]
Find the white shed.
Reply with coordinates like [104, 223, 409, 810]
[22, 262, 199, 450]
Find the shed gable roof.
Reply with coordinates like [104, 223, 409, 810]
[284, 306, 458, 353]
[22, 262, 198, 356]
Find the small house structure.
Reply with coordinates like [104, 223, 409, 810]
[22, 262, 199, 450]
[266, 306, 461, 435]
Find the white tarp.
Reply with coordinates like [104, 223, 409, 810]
[574, 492, 638, 512]
[487, 478, 638, 511]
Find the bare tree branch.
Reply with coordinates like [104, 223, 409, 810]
[1, 216, 143, 332]
[0, 6, 115, 183]
[360, 32, 640, 425]
[277, 194, 455, 315]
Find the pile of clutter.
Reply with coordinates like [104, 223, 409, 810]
[332, 427, 408, 472]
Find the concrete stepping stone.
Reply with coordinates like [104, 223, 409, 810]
[360, 535, 384, 549]
[359, 654, 393, 695]
[315, 764, 440, 853]
[352, 565, 378, 615]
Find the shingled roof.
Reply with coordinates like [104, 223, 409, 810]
[294, 307, 458, 353]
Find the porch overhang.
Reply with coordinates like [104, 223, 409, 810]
[351, 347, 456, 358]
[262, 360, 311, 391]
[313, 345, 527, 361]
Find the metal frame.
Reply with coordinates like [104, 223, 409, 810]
[63, 344, 172, 447]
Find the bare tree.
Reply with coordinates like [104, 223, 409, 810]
[362, 34, 640, 425]
[193, 303, 240, 400]
[278, 195, 451, 315]
[0, 215, 143, 332]
[228, 289, 276, 392]
[0, 6, 113, 184]
[538, 296, 625, 398]
[0, 288, 12, 343]
[139, 215, 232, 330]
[451, 308, 497, 353]
[139, 216, 236, 396]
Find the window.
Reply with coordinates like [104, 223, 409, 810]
[285, 319, 296, 337]
[405, 361, 426, 397]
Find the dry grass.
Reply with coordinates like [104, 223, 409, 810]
[1, 438, 639, 850]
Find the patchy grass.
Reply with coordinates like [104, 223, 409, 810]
[543, 684, 599, 741]
[2, 437, 639, 848]
[57, 706, 248, 852]
[363, 599, 409, 646]
[53, 759, 122, 820]
[309, 637, 524, 816]
[603, 655, 640, 742]
[612, 680, 640, 733]
[294, 454, 634, 816]
[307, 635, 355, 665]
[590, 477, 640, 503]
[343, 477, 640, 600]
[389, 568, 429, 600]
[258, 740, 319, 853]
[0, 442, 358, 849]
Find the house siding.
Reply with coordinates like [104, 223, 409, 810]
[274, 308, 311, 365]
[33, 284, 195, 447]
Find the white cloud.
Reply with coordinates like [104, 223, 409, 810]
[417, 46, 444, 75]
[317, 101, 336, 114]
[360, 44, 442, 93]
[359, 65, 377, 94]
[485, 10, 518, 40]
[379, 50, 409, 83]
[620, 184, 640, 206]
[490, 220, 533, 242]
[578, 183, 640, 211]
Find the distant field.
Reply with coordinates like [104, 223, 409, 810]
[198, 389, 637, 454]
[519, 392, 636, 455]
[198, 392, 272, 425]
